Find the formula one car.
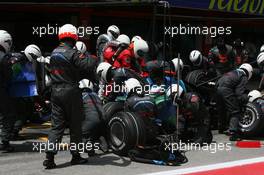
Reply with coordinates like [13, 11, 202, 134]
[101, 77, 212, 158]
[185, 69, 264, 137]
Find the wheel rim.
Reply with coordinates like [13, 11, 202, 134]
[239, 107, 256, 128]
[110, 121, 125, 147]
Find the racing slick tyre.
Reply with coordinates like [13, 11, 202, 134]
[185, 69, 207, 87]
[108, 111, 146, 156]
[102, 101, 124, 123]
[205, 131, 213, 144]
[239, 102, 264, 136]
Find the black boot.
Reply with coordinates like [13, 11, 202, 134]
[43, 153, 56, 169]
[87, 149, 96, 157]
[83, 138, 96, 157]
[192, 137, 203, 146]
[223, 129, 232, 136]
[99, 136, 109, 153]
[0, 141, 14, 152]
[218, 125, 229, 134]
[10, 130, 21, 141]
[71, 153, 88, 165]
[229, 132, 242, 141]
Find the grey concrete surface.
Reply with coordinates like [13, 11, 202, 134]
[1, 127, 264, 175]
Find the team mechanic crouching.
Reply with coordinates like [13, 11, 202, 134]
[216, 63, 253, 141]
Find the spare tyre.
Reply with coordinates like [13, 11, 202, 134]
[102, 101, 124, 122]
[239, 102, 264, 136]
[185, 70, 216, 100]
[108, 112, 146, 156]
[185, 70, 207, 87]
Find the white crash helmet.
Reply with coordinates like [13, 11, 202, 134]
[257, 52, 264, 67]
[58, 24, 78, 41]
[260, 45, 264, 52]
[116, 34, 130, 45]
[0, 30, 12, 53]
[133, 39, 149, 58]
[189, 50, 202, 66]
[37, 56, 50, 64]
[124, 78, 142, 94]
[107, 25, 120, 40]
[96, 62, 112, 82]
[131, 35, 142, 43]
[75, 41, 87, 54]
[248, 90, 262, 102]
[79, 79, 94, 91]
[171, 58, 184, 73]
[239, 63, 253, 80]
[166, 84, 184, 98]
[24, 44, 42, 62]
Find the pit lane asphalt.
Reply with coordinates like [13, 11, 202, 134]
[0, 126, 264, 175]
